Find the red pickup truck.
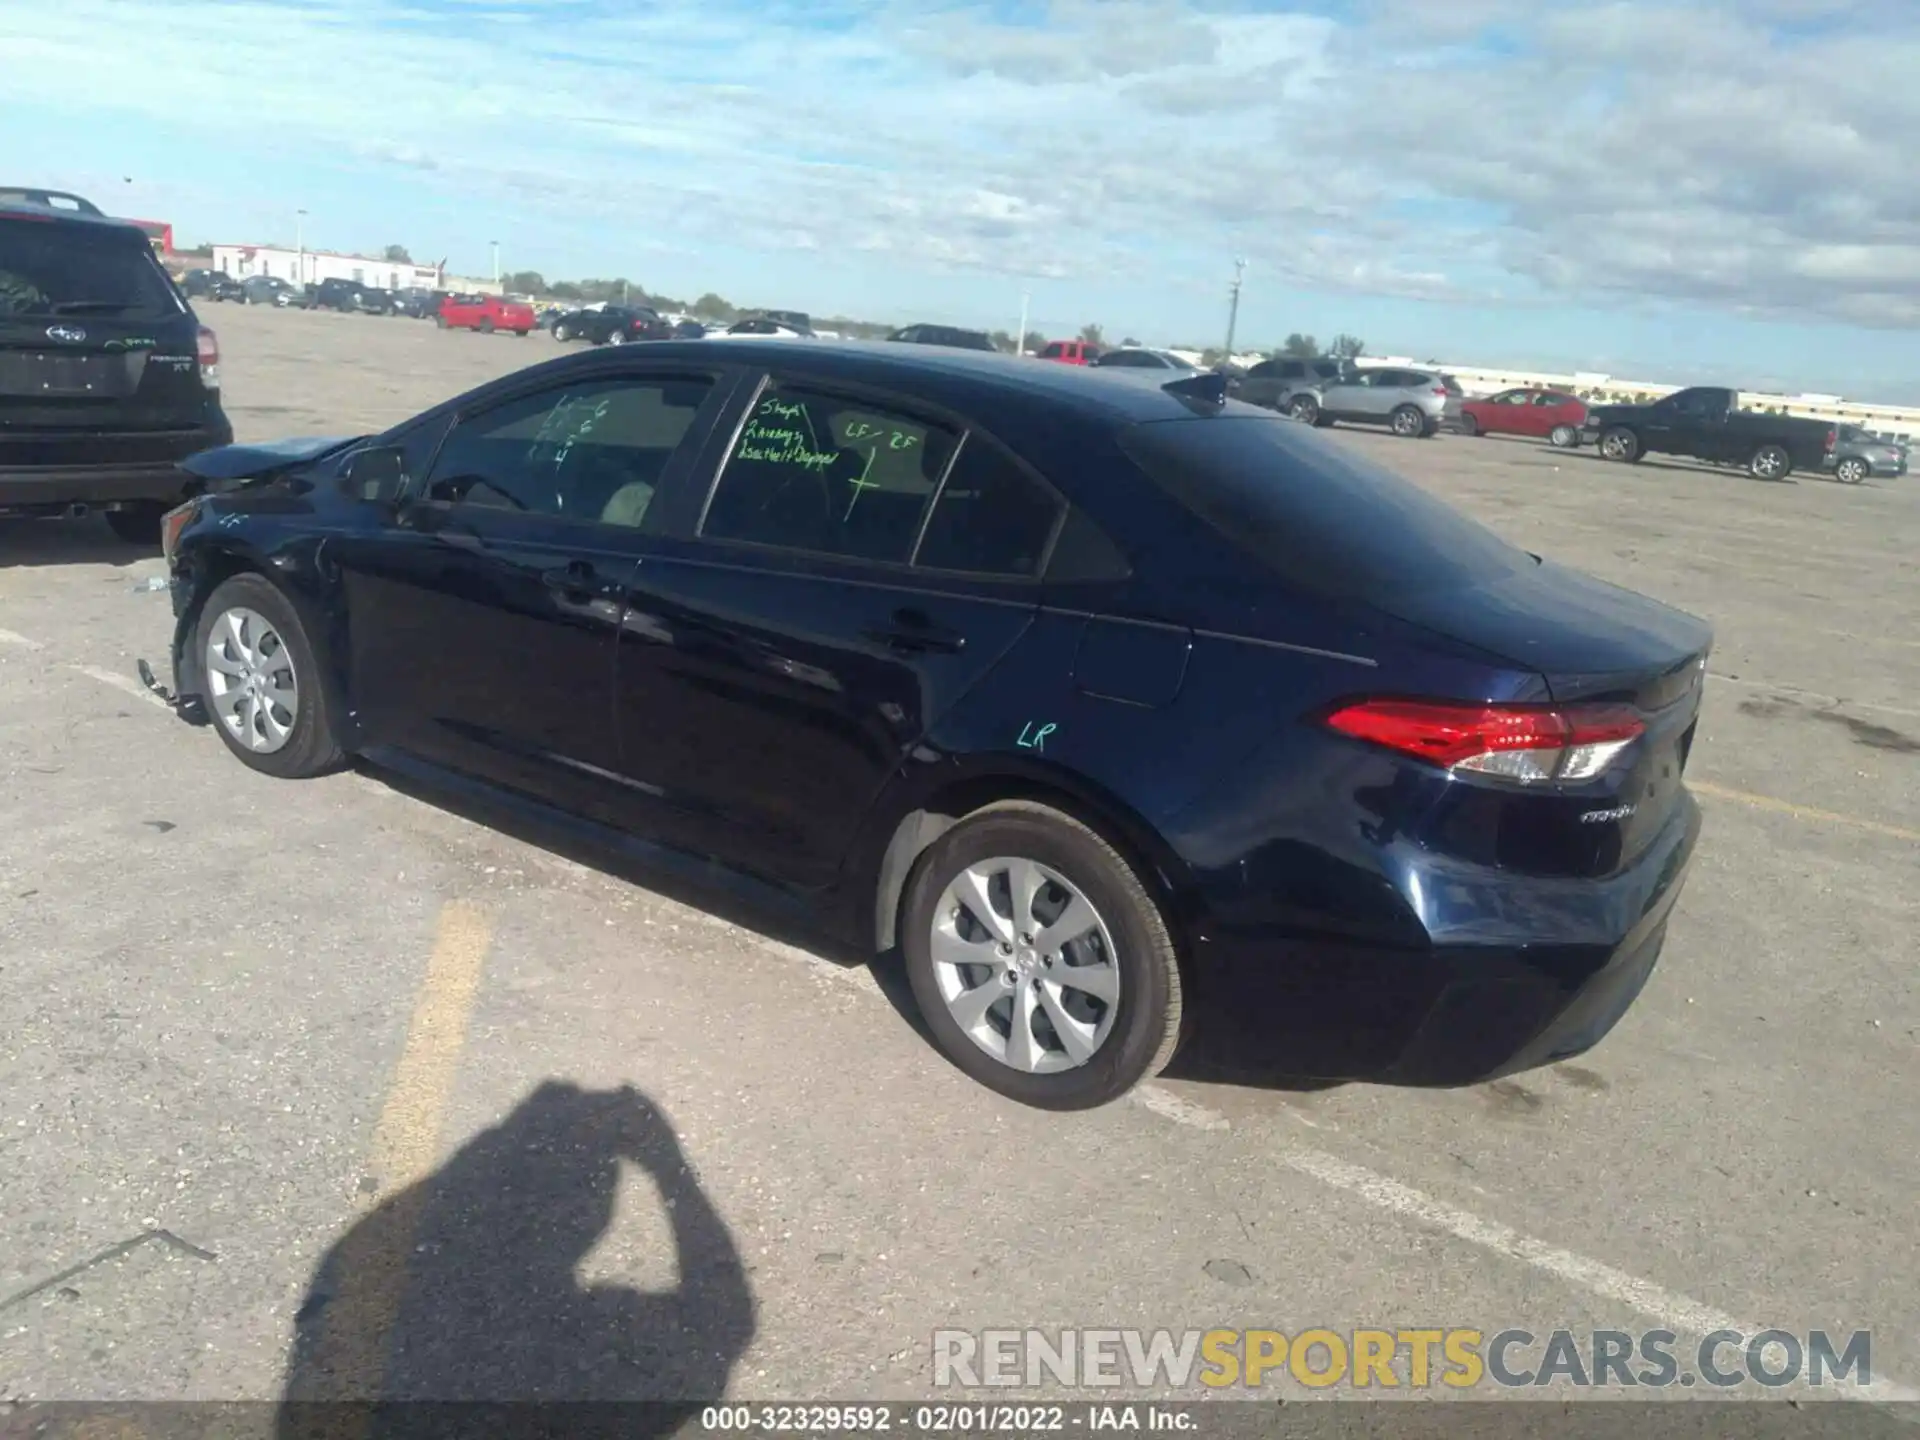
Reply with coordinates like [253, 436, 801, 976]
[436, 293, 536, 336]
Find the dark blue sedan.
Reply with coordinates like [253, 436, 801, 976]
[149, 340, 1711, 1110]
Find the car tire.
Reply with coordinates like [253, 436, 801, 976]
[435, 314, 449, 329]
[194, 573, 344, 780]
[1549, 424, 1579, 448]
[1598, 426, 1642, 463]
[477, 318, 494, 335]
[900, 800, 1184, 1110]
[1748, 444, 1792, 481]
[104, 502, 169, 547]
[1286, 394, 1320, 425]
[1390, 404, 1426, 438]
[552, 324, 571, 342]
[1459, 413, 1479, 437]
[606, 330, 628, 346]
[1835, 457, 1868, 484]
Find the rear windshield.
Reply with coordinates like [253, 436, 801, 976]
[0, 220, 182, 320]
[1118, 415, 1528, 598]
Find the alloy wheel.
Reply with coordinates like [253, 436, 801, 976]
[1392, 407, 1423, 436]
[1837, 458, 1867, 484]
[204, 607, 299, 754]
[930, 856, 1122, 1075]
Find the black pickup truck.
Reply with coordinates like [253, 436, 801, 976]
[1585, 385, 1835, 480]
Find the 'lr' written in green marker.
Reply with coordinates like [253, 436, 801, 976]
[1017, 722, 1057, 752]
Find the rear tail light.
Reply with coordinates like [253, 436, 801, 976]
[1432, 387, 1448, 397]
[1323, 699, 1645, 784]
[1824, 427, 1837, 452]
[196, 325, 220, 389]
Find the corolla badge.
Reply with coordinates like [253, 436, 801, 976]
[45, 324, 87, 343]
[1580, 804, 1637, 825]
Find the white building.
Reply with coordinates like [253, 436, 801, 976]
[209, 244, 444, 291]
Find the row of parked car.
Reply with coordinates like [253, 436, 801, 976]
[173, 265, 1908, 482]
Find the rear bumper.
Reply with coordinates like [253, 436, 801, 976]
[1179, 792, 1701, 1087]
[0, 424, 232, 510]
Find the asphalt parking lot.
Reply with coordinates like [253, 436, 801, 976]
[1, 304, 1916, 1410]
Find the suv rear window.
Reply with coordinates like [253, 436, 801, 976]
[1117, 416, 1527, 598]
[0, 221, 181, 320]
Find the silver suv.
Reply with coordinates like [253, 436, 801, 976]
[1233, 355, 1353, 411]
[1286, 367, 1464, 438]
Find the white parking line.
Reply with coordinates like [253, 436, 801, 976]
[1133, 1084, 1231, 1131]
[0, 627, 46, 650]
[1272, 1145, 1920, 1404]
[66, 663, 171, 710]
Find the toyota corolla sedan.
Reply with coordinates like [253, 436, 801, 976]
[149, 341, 1710, 1110]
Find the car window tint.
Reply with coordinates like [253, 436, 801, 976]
[0, 222, 180, 319]
[1043, 506, 1131, 583]
[424, 376, 713, 528]
[1247, 361, 1279, 379]
[702, 384, 958, 563]
[914, 437, 1061, 577]
[1118, 415, 1527, 599]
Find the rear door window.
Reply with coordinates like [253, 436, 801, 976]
[0, 221, 181, 319]
[913, 437, 1062, 578]
[700, 383, 959, 563]
[1118, 415, 1527, 598]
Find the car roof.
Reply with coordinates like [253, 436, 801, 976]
[0, 198, 151, 240]
[527, 336, 1243, 424]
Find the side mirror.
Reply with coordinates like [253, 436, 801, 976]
[340, 445, 408, 506]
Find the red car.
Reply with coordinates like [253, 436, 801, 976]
[1035, 339, 1100, 365]
[436, 292, 536, 336]
[1459, 387, 1589, 447]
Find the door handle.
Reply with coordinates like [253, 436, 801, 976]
[541, 561, 621, 600]
[865, 611, 965, 654]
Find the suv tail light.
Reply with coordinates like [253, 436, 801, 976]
[1323, 699, 1645, 784]
[1432, 387, 1449, 397]
[196, 325, 220, 390]
[1824, 427, 1837, 452]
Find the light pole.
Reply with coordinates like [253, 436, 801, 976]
[296, 209, 308, 284]
[1015, 290, 1030, 356]
[490, 240, 500, 286]
[1224, 257, 1247, 361]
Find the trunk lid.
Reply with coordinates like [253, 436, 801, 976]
[1374, 557, 1710, 863]
[1, 216, 207, 448]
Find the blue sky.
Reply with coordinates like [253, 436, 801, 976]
[3, 0, 1916, 401]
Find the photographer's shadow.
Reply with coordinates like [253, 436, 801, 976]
[279, 1081, 754, 1436]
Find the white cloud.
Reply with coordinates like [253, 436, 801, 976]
[3, 0, 1917, 331]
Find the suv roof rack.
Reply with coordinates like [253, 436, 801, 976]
[0, 187, 105, 216]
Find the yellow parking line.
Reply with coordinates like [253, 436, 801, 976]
[300, 899, 493, 1401]
[364, 899, 493, 1197]
[1690, 780, 1919, 843]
